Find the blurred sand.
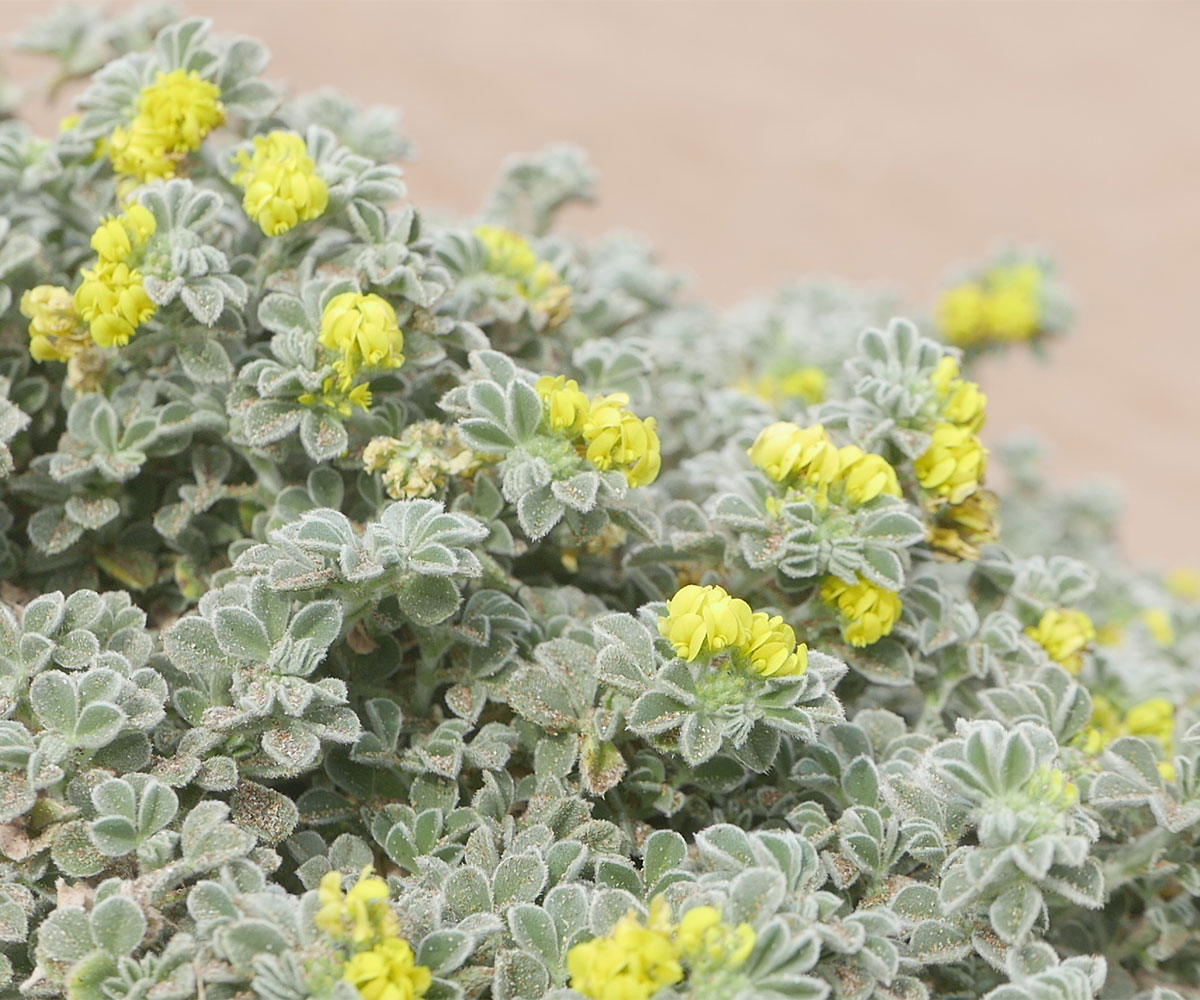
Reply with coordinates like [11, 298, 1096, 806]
[6, 0, 1200, 566]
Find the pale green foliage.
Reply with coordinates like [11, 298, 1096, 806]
[0, 8, 1197, 1000]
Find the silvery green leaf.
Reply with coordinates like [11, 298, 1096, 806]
[91, 895, 147, 957]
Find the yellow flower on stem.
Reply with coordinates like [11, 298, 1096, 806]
[320, 292, 405, 386]
[475, 224, 571, 328]
[232, 130, 329, 235]
[580, 393, 661, 487]
[109, 69, 224, 181]
[820, 575, 902, 647]
[1025, 608, 1095, 674]
[536, 375, 591, 435]
[658, 584, 753, 661]
[20, 285, 90, 362]
[835, 446, 901, 505]
[566, 898, 682, 1000]
[742, 611, 807, 678]
[748, 421, 840, 488]
[915, 423, 986, 504]
[675, 906, 756, 972]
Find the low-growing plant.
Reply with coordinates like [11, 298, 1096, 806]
[0, 8, 1196, 1000]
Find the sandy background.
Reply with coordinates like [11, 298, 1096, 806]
[5, 0, 1200, 567]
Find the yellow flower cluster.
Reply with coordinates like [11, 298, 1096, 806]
[930, 357, 987, 433]
[1140, 607, 1175, 647]
[232, 131, 329, 236]
[658, 584, 808, 677]
[108, 69, 225, 182]
[1165, 567, 1200, 602]
[536, 377, 661, 488]
[936, 262, 1043, 348]
[306, 292, 404, 414]
[1086, 695, 1176, 780]
[917, 357, 993, 556]
[20, 286, 90, 363]
[1027, 765, 1079, 811]
[73, 204, 158, 348]
[363, 422, 480, 499]
[745, 366, 828, 406]
[475, 224, 572, 328]
[836, 445, 902, 505]
[567, 898, 754, 1000]
[914, 424, 986, 506]
[749, 423, 900, 507]
[316, 868, 432, 1000]
[749, 422, 840, 487]
[820, 575, 903, 647]
[1025, 608, 1095, 675]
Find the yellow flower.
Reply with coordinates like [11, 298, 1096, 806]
[915, 423, 986, 504]
[820, 575, 902, 647]
[835, 446, 901, 505]
[936, 283, 988, 347]
[674, 905, 756, 973]
[1140, 607, 1175, 647]
[315, 867, 400, 945]
[91, 203, 157, 264]
[928, 488, 999, 561]
[930, 357, 987, 432]
[1165, 567, 1200, 602]
[1026, 608, 1095, 675]
[232, 131, 329, 236]
[299, 375, 372, 418]
[343, 938, 432, 1000]
[984, 264, 1042, 341]
[743, 611, 807, 677]
[580, 393, 661, 487]
[567, 899, 683, 1000]
[74, 262, 157, 348]
[320, 292, 405, 385]
[20, 285, 90, 363]
[658, 584, 753, 661]
[1027, 765, 1078, 810]
[747, 367, 827, 406]
[936, 263, 1043, 347]
[1085, 695, 1175, 779]
[109, 69, 224, 181]
[475, 224, 571, 328]
[536, 375, 591, 435]
[748, 422, 840, 488]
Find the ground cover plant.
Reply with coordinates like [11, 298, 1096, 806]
[0, 8, 1198, 1000]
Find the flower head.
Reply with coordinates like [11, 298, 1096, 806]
[1165, 567, 1200, 602]
[299, 374, 373, 418]
[748, 421, 840, 487]
[1085, 694, 1175, 780]
[835, 445, 901, 505]
[580, 393, 661, 487]
[475, 224, 571, 328]
[747, 367, 827, 406]
[743, 611, 808, 677]
[91, 203, 157, 264]
[674, 906, 756, 973]
[1026, 608, 1095, 674]
[343, 938, 432, 1000]
[936, 262, 1044, 348]
[233, 130, 329, 235]
[20, 285, 89, 363]
[821, 575, 902, 647]
[567, 899, 683, 1000]
[658, 584, 753, 661]
[915, 423, 986, 504]
[316, 867, 400, 945]
[320, 292, 405, 385]
[930, 356, 987, 432]
[109, 69, 224, 181]
[74, 262, 156, 348]
[536, 375, 591, 435]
